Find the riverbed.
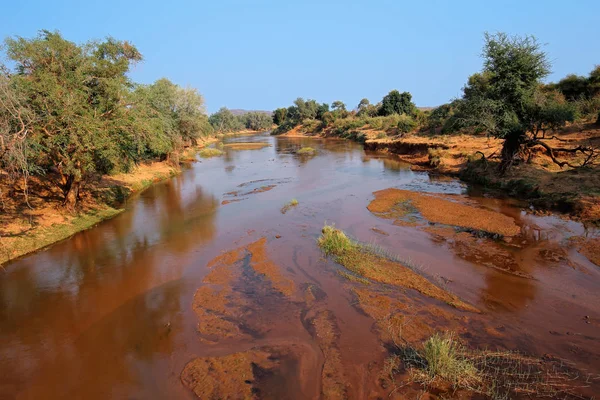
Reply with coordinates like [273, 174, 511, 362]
[1, 133, 598, 399]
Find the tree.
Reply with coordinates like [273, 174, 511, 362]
[379, 90, 416, 116]
[4, 30, 142, 207]
[273, 108, 287, 125]
[331, 100, 346, 112]
[357, 98, 370, 112]
[316, 103, 329, 120]
[331, 100, 348, 118]
[209, 107, 243, 132]
[242, 112, 272, 131]
[459, 32, 595, 171]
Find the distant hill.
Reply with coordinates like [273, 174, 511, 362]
[229, 109, 272, 116]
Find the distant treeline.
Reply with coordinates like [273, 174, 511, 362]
[209, 107, 273, 133]
[0, 31, 271, 208]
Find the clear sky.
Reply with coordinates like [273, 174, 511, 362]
[1, 0, 599, 113]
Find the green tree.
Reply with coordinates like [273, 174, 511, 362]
[379, 90, 416, 116]
[243, 112, 272, 131]
[331, 100, 348, 118]
[273, 107, 287, 125]
[316, 103, 330, 120]
[4, 30, 142, 207]
[459, 32, 592, 170]
[209, 107, 243, 132]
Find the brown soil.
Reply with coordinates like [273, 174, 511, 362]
[570, 236, 600, 266]
[310, 311, 348, 399]
[368, 188, 521, 237]
[363, 126, 600, 222]
[223, 142, 271, 150]
[247, 238, 295, 297]
[181, 350, 276, 400]
[337, 248, 479, 313]
[423, 226, 529, 278]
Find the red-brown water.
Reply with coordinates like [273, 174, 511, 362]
[0, 133, 599, 399]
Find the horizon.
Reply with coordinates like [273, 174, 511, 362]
[1, 0, 599, 113]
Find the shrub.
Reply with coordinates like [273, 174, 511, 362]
[428, 147, 446, 168]
[366, 115, 401, 131]
[300, 119, 321, 133]
[397, 114, 417, 133]
[318, 224, 356, 256]
[199, 148, 223, 158]
[575, 94, 600, 120]
[297, 147, 317, 155]
[271, 120, 296, 135]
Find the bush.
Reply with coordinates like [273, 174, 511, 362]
[318, 224, 356, 256]
[299, 119, 321, 133]
[427, 147, 446, 168]
[422, 333, 477, 385]
[297, 147, 317, 155]
[396, 114, 417, 133]
[575, 94, 600, 120]
[366, 115, 401, 131]
[271, 120, 296, 135]
[199, 148, 223, 158]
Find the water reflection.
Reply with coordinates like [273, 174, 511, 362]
[0, 174, 218, 398]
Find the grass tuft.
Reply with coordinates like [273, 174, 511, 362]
[318, 224, 356, 256]
[389, 331, 590, 399]
[297, 147, 317, 155]
[281, 198, 299, 214]
[199, 148, 223, 158]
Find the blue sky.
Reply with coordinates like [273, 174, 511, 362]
[1, 0, 599, 113]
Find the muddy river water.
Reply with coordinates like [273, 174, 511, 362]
[0, 133, 599, 399]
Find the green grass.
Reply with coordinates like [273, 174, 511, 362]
[421, 333, 478, 386]
[318, 224, 357, 256]
[297, 147, 317, 155]
[388, 331, 585, 399]
[199, 148, 223, 158]
[281, 198, 299, 214]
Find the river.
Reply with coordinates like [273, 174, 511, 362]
[1, 133, 599, 399]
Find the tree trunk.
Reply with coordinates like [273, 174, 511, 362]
[499, 133, 524, 174]
[62, 174, 80, 209]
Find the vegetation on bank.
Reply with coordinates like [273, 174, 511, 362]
[270, 32, 600, 220]
[385, 331, 587, 399]
[209, 107, 272, 133]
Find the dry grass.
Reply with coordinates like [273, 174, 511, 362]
[388, 331, 593, 400]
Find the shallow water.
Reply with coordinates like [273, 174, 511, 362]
[1, 133, 598, 399]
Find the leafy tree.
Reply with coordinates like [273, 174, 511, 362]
[209, 107, 243, 132]
[379, 90, 416, 116]
[273, 107, 287, 125]
[357, 98, 370, 111]
[286, 105, 300, 123]
[4, 30, 142, 207]
[458, 32, 594, 170]
[331, 100, 346, 112]
[316, 103, 329, 120]
[242, 112, 272, 131]
[331, 100, 348, 118]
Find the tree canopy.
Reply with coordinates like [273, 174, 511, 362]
[0, 31, 211, 207]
